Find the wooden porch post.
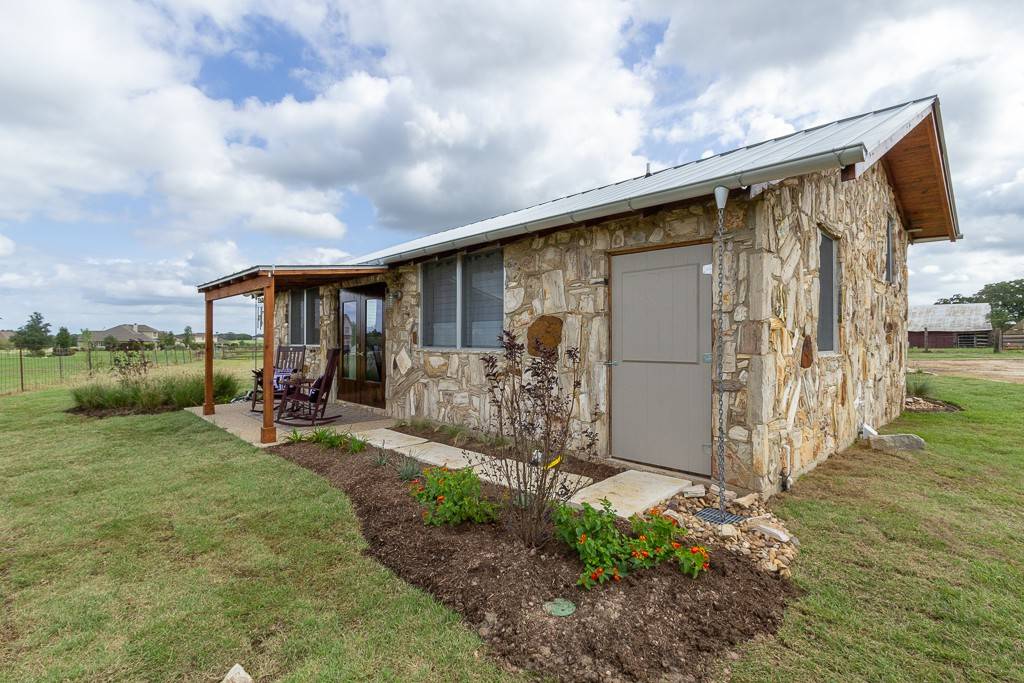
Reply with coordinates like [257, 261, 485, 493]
[261, 279, 277, 443]
[203, 298, 214, 415]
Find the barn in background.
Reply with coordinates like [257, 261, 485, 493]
[908, 303, 991, 348]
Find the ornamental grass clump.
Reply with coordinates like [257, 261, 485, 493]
[553, 500, 709, 589]
[410, 467, 498, 526]
[482, 331, 597, 548]
[70, 371, 241, 413]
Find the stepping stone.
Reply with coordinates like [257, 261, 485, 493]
[472, 459, 592, 500]
[569, 470, 692, 519]
[348, 428, 428, 449]
[393, 441, 482, 470]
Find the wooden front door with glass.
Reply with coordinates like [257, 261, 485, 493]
[338, 285, 386, 408]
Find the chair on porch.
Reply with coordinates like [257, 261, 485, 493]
[275, 348, 341, 426]
[250, 345, 306, 412]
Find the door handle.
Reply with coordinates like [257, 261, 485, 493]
[603, 360, 620, 367]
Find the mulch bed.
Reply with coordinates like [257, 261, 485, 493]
[66, 405, 179, 418]
[271, 442, 798, 682]
[389, 423, 625, 483]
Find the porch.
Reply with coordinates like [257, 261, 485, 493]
[197, 264, 388, 444]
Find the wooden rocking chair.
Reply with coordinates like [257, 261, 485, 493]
[250, 345, 306, 412]
[276, 348, 341, 426]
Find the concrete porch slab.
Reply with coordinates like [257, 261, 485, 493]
[349, 428, 429, 449]
[392, 441, 480, 470]
[185, 402, 394, 447]
[472, 458, 593, 499]
[569, 470, 692, 519]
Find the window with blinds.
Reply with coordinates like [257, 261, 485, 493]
[422, 256, 458, 347]
[288, 288, 321, 345]
[421, 249, 503, 348]
[817, 232, 839, 352]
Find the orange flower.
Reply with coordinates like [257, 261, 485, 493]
[641, 550, 649, 558]
[648, 507, 660, 515]
[671, 541, 681, 550]
[702, 562, 710, 570]
[578, 534, 587, 544]
[690, 546, 700, 554]
[595, 567, 604, 575]
[436, 495, 445, 502]
[613, 574, 621, 582]
[639, 535, 647, 541]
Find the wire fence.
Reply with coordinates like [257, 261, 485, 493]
[0, 345, 262, 395]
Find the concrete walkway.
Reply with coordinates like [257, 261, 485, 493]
[348, 427, 690, 518]
[188, 412, 694, 516]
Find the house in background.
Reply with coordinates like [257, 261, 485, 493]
[95, 323, 163, 349]
[908, 303, 991, 348]
[199, 96, 959, 496]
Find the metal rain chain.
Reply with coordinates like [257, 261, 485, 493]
[695, 186, 747, 527]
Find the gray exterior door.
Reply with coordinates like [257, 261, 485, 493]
[610, 244, 712, 474]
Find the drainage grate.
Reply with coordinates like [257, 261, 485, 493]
[694, 507, 747, 526]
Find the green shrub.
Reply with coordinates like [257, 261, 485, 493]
[70, 372, 241, 412]
[553, 500, 709, 588]
[285, 429, 306, 444]
[410, 467, 498, 526]
[397, 457, 421, 481]
[906, 372, 934, 398]
[306, 428, 368, 453]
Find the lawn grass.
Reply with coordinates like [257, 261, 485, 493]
[0, 389, 513, 682]
[731, 375, 1024, 681]
[908, 347, 1024, 360]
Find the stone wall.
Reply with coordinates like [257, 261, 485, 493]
[272, 164, 908, 495]
[719, 165, 908, 493]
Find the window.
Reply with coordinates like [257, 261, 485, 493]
[421, 249, 503, 348]
[289, 288, 321, 346]
[817, 231, 839, 352]
[885, 216, 895, 284]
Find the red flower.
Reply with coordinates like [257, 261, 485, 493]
[437, 495, 445, 503]
[639, 535, 647, 541]
[578, 533, 587, 544]
[671, 541, 681, 550]
[702, 562, 710, 570]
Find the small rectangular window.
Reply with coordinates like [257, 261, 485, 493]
[885, 216, 894, 284]
[422, 257, 458, 347]
[818, 232, 839, 352]
[462, 249, 503, 348]
[288, 288, 321, 345]
[421, 249, 504, 348]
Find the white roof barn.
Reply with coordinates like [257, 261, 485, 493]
[908, 304, 992, 332]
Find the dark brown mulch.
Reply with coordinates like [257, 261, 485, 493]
[389, 423, 625, 483]
[66, 405, 179, 418]
[271, 442, 798, 683]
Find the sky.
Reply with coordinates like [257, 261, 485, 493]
[1, 1, 1022, 334]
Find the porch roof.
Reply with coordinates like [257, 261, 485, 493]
[197, 264, 387, 300]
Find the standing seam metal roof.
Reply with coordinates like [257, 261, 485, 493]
[908, 304, 992, 332]
[349, 96, 947, 266]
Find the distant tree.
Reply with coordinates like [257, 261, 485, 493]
[102, 334, 120, 350]
[219, 332, 253, 341]
[53, 326, 73, 351]
[158, 331, 177, 349]
[79, 329, 93, 350]
[12, 312, 52, 355]
[182, 325, 195, 348]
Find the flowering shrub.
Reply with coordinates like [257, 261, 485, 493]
[410, 467, 498, 526]
[629, 509, 709, 578]
[553, 499, 629, 588]
[553, 500, 709, 588]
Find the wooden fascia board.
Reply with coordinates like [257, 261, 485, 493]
[926, 112, 957, 241]
[204, 274, 273, 301]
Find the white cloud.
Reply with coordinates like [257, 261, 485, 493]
[0, 233, 14, 257]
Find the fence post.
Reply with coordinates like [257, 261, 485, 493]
[59, 354, 64, 381]
[87, 347, 93, 372]
[19, 348, 25, 392]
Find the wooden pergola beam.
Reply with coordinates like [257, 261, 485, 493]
[204, 274, 273, 301]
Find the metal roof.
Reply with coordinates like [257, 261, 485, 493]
[197, 264, 385, 292]
[908, 304, 992, 332]
[350, 96, 951, 266]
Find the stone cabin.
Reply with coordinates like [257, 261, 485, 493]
[199, 96, 960, 496]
